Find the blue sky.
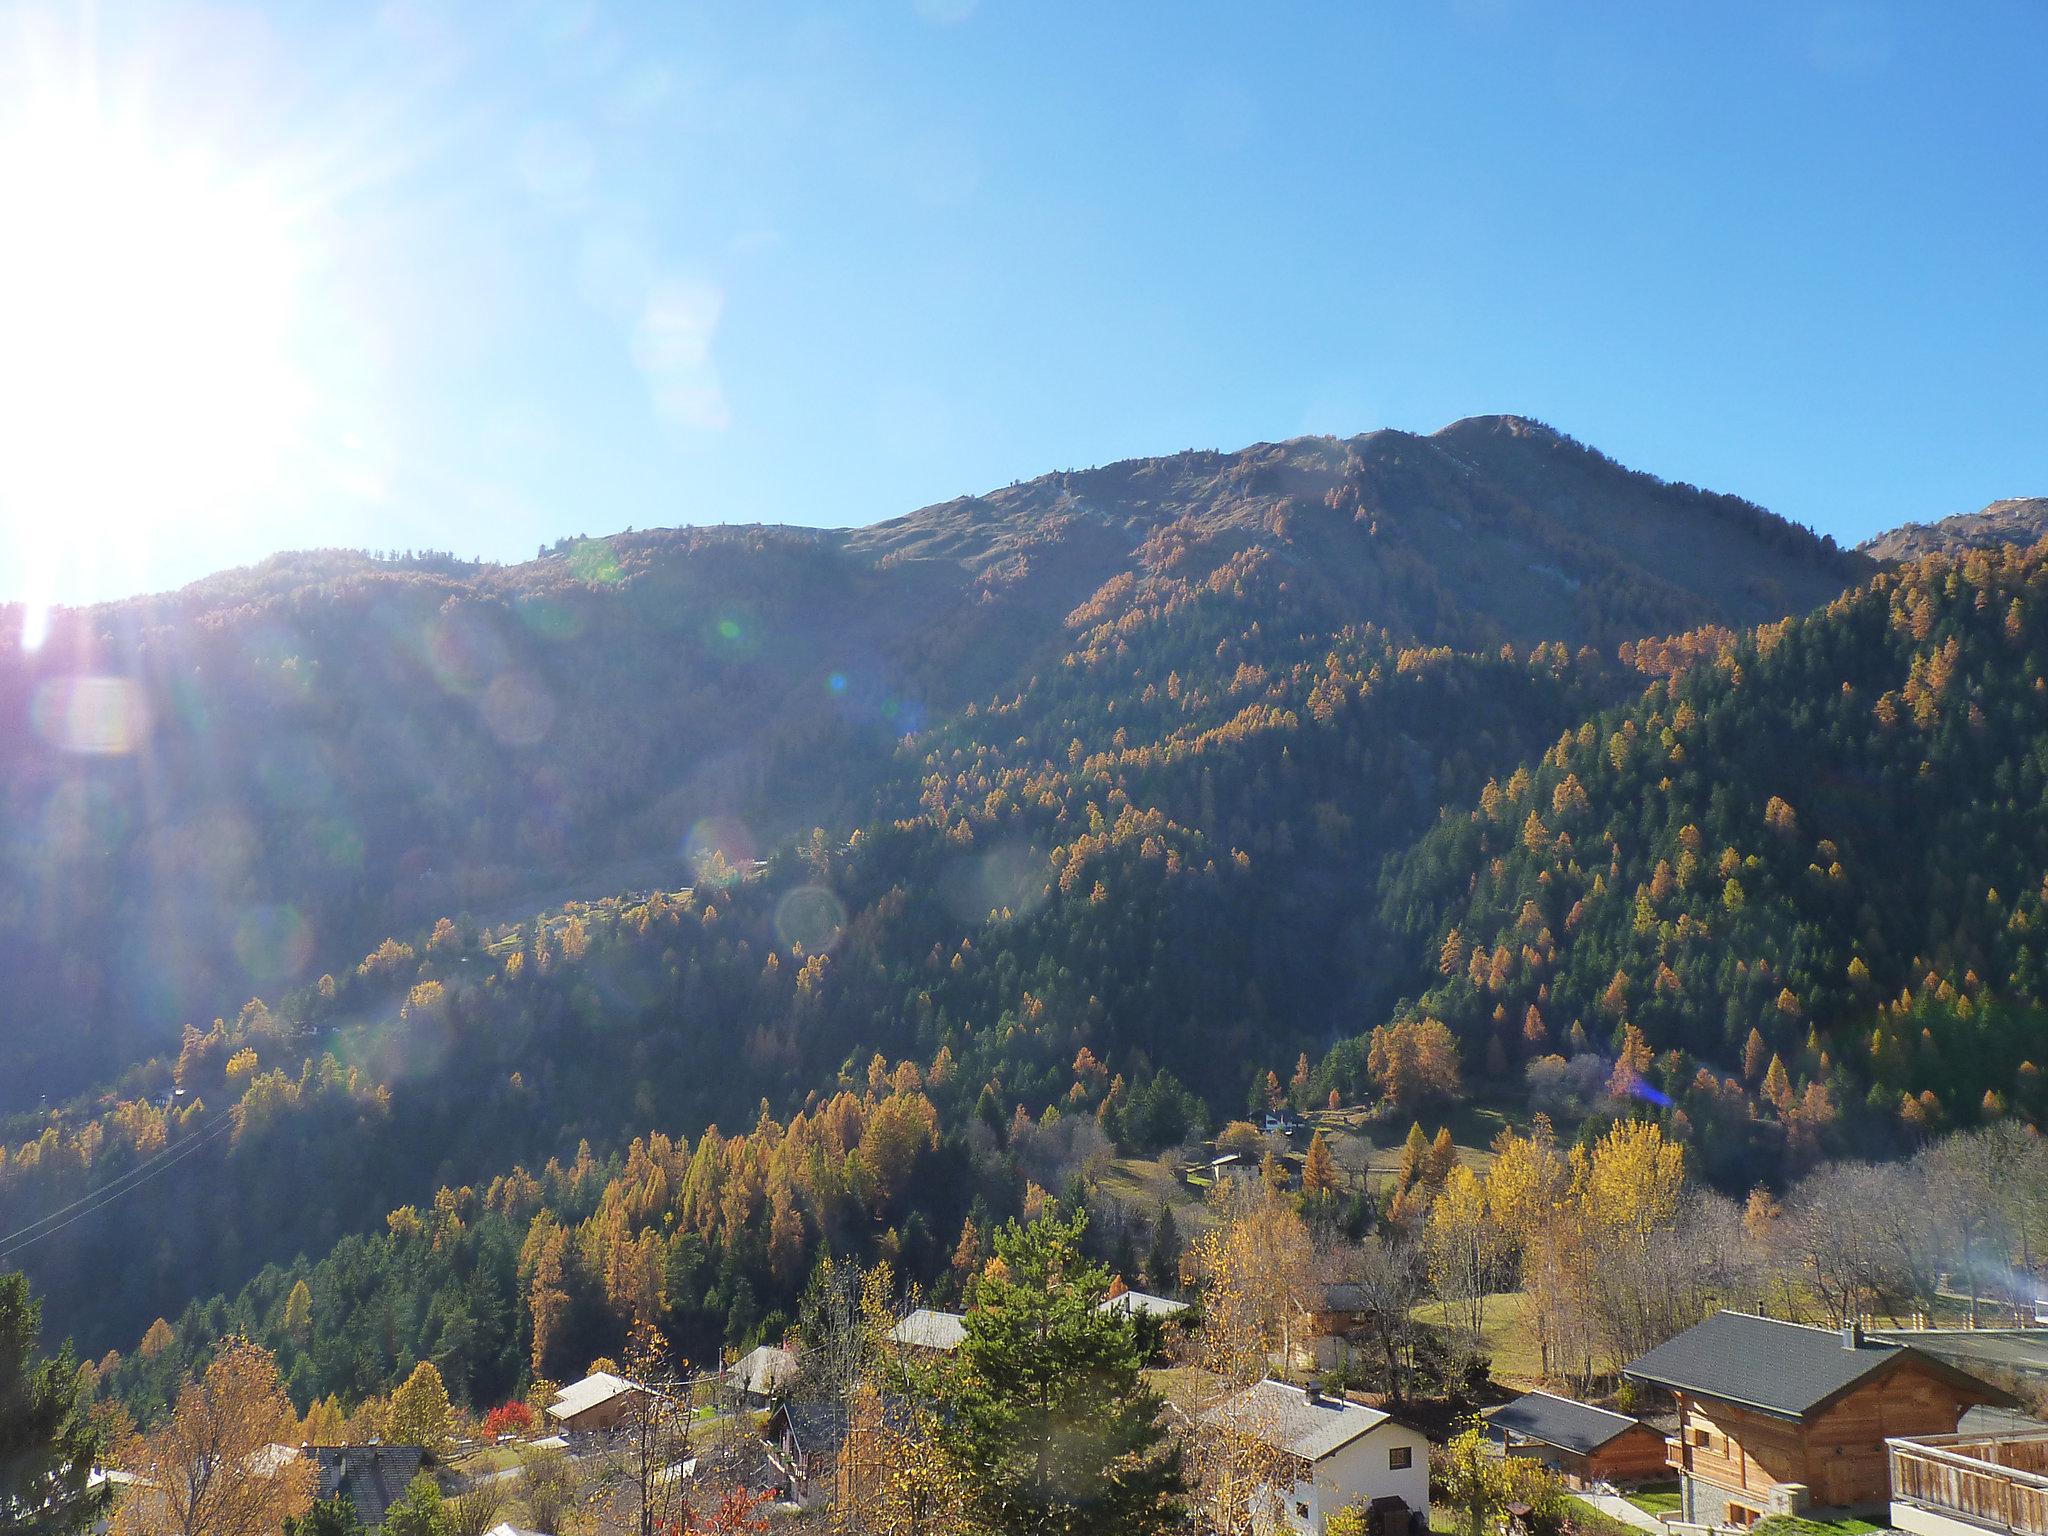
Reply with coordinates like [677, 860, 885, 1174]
[1, 0, 2043, 606]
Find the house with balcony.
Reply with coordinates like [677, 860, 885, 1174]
[1889, 1427, 2048, 1536]
[1625, 1311, 2014, 1527]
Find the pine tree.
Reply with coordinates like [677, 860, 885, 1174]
[936, 1207, 1184, 1535]
[0, 1273, 110, 1536]
[1145, 1204, 1181, 1291]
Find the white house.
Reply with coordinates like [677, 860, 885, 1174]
[1199, 1379, 1430, 1536]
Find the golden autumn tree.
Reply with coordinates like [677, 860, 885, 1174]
[116, 1339, 313, 1536]
[1300, 1131, 1340, 1201]
[387, 1360, 455, 1458]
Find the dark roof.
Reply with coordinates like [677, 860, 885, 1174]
[1321, 1283, 1370, 1313]
[1625, 1312, 1973, 1420]
[306, 1445, 426, 1529]
[1486, 1392, 1648, 1455]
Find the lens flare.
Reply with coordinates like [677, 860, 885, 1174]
[482, 671, 555, 746]
[30, 675, 151, 754]
[775, 884, 847, 954]
[685, 816, 754, 884]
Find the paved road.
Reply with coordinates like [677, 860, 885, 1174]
[1580, 1493, 1668, 1532]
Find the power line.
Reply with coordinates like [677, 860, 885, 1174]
[0, 1112, 229, 1249]
[0, 1116, 236, 1264]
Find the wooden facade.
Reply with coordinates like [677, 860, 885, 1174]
[1668, 1357, 2007, 1520]
[1538, 1423, 1672, 1489]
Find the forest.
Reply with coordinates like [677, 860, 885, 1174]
[2, 425, 2041, 1445]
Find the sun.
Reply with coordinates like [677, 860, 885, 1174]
[0, 95, 309, 615]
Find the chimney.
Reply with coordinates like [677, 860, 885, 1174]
[1842, 1319, 1863, 1349]
[1305, 1385, 1324, 1406]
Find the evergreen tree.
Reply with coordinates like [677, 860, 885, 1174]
[0, 1273, 110, 1536]
[285, 1499, 367, 1536]
[936, 1207, 1184, 1536]
[1145, 1204, 1181, 1292]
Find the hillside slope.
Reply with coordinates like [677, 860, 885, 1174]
[1378, 542, 2048, 1186]
[1862, 498, 2048, 562]
[0, 416, 1868, 1107]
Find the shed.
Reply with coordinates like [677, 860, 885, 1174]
[1484, 1391, 1669, 1487]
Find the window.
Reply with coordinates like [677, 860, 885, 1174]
[1692, 1428, 1712, 1448]
[1390, 1446, 1413, 1470]
[1296, 1501, 1311, 1519]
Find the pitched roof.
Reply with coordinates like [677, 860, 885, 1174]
[1625, 1312, 1924, 1419]
[1485, 1392, 1648, 1455]
[890, 1308, 968, 1352]
[1198, 1379, 1394, 1462]
[1098, 1289, 1190, 1319]
[1320, 1283, 1370, 1314]
[730, 1345, 799, 1396]
[547, 1371, 639, 1421]
[306, 1445, 425, 1529]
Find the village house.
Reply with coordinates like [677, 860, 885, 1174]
[1200, 1379, 1430, 1536]
[1099, 1287, 1191, 1321]
[888, 1307, 967, 1355]
[1295, 1282, 1375, 1373]
[729, 1344, 800, 1409]
[304, 1445, 426, 1530]
[546, 1370, 647, 1433]
[1625, 1311, 2013, 1526]
[1484, 1391, 1670, 1489]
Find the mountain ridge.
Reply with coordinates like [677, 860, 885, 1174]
[1859, 496, 2048, 562]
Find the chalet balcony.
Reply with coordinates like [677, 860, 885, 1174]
[1889, 1432, 2048, 1536]
[1665, 1436, 1691, 1474]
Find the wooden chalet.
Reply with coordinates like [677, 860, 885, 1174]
[1625, 1311, 2015, 1526]
[1485, 1391, 1670, 1488]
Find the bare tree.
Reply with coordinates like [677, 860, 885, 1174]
[1784, 1160, 1929, 1321]
[1329, 1235, 1427, 1404]
[595, 1321, 695, 1536]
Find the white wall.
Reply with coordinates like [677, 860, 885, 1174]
[1277, 1421, 1433, 1535]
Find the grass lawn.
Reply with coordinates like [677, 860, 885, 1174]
[1624, 1483, 1681, 1517]
[1411, 1289, 1545, 1384]
[1566, 1496, 1648, 1536]
[1752, 1519, 1883, 1536]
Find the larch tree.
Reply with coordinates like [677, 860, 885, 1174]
[115, 1339, 314, 1536]
[1300, 1131, 1341, 1202]
[386, 1361, 454, 1460]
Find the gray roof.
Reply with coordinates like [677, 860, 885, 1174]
[1625, 1312, 1914, 1419]
[1321, 1283, 1370, 1314]
[730, 1345, 799, 1396]
[890, 1308, 967, 1352]
[307, 1445, 425, 1529]
[1486, 1392, 1647, 1455]
[1098, 1289, 1190, 1319]
[1199, 1380, 1393, 1462]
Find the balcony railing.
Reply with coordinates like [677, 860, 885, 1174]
[1888, 1433, 2048, 1536]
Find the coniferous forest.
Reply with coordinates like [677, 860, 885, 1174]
[4, 418, 2045, 1436]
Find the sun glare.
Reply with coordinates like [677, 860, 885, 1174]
[0, 97, 309, 624]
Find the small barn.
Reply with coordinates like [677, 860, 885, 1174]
[1484, 1391, 1670, 1488]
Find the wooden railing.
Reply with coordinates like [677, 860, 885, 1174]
[1888, 1434, 2048, 1535]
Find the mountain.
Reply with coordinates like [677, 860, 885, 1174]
[0, 415, 1868, 1110]
[1861, 497, 2048, 562]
